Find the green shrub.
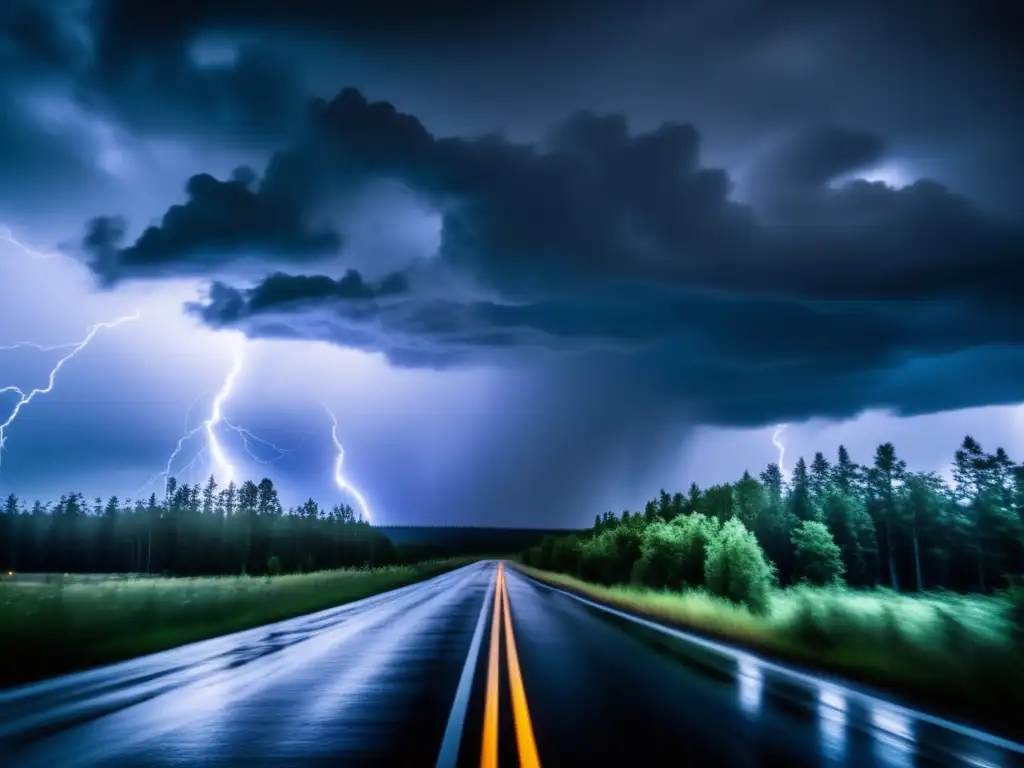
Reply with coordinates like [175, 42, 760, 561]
[704, 518, 775, 613]
[578, 533, 613, 584]
[551, 534, 582, 574]
[791, 520, 845, 586]
[637, 514, 720, 590]
[577, 525, 643, 585]
[537, 535, 558, 570]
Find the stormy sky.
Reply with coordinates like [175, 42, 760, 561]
[1, 0, 1021, 526]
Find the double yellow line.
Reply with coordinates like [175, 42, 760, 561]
[481, 562, 540, 768]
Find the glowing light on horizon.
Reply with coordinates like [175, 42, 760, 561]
[326, 407, 372, 522]
[0, 312, 141, 466]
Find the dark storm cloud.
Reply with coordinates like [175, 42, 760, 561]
[93, 90, 1023, 301]
[82, 38, 309, 146]
[3, 1, 309, 156]
[2, 2, 84, 72]
[8, 0, 1021, 207]
[81, 0, 622, 145]
[190, 269, 1024, 426]
[197, 270, 408, 326]
[88, 0, 616, 52]
[748, 126, 886, 197]
[85, 86, 1024, 425]
[84, 168, 341, 285]
[0, 2, 102, 204]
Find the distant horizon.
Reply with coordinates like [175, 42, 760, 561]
[3, 429, 1017, 532]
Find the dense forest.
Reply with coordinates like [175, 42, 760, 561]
[524, 436, 1024, 610]
[0, 474, 571, 576]
[0, 476, 398, 576]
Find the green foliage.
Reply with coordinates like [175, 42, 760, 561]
[524, 533, 582, 574]
[579, 525, 643, 585]
[704, 518, 775, 613]
[518, 433, 1024, 601]
[823, 492, 876, 587]
[551, 534, 583, 573]
[512, 430, 1024, 734]
[634, 514, 720, 590]
[697, 484, 733, 521]
[0, 476, 395, 577]
[733, 471, 766, 530]
[788, 457, 815, 522]
[791, 520, 845, 586]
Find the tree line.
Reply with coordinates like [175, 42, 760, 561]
[0, 475, 397, 576]
[524, 436, 1024, 610]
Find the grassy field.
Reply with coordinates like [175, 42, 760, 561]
[515, 563, 1024, 741]
[0, 558, 481, 689]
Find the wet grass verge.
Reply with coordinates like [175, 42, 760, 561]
[514, 563, 1024, 743]
[0, 557, 482, 689]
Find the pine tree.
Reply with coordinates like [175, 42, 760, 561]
[3, 493, 19, 516]
[202, 475, 218, 515]
[657, 489, 673, 520]
[868, 442, 907, 591]
[901, 472, 948, 591]
[833, 445, 860, 496]
[809, 452, 832, 518]
[823, 491, 877, 587]
[788, 457, 814, 522]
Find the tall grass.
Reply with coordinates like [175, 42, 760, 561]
[516, 564, 1024, 740]
[0, 558, 479, 689]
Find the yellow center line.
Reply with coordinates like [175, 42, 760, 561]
[481, 562, 504, 768]
[502, 565, 541, 768]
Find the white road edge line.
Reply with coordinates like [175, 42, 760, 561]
[435, 561, 498, 768]
[511, 567, 1024, 756]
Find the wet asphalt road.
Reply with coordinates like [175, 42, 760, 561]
[1, 560, 1021, 767]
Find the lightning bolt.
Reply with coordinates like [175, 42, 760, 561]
[204, 347, 244, 486]
[144, 341, 295, 495]
[0, 225, 59, 259]
[772, 424, 788, 479]
[0, 312, 141, 465]
[326, 407, 372, 523]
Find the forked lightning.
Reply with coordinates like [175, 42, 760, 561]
[0, 312, 141, 466]
[144, 341, 293, 494]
